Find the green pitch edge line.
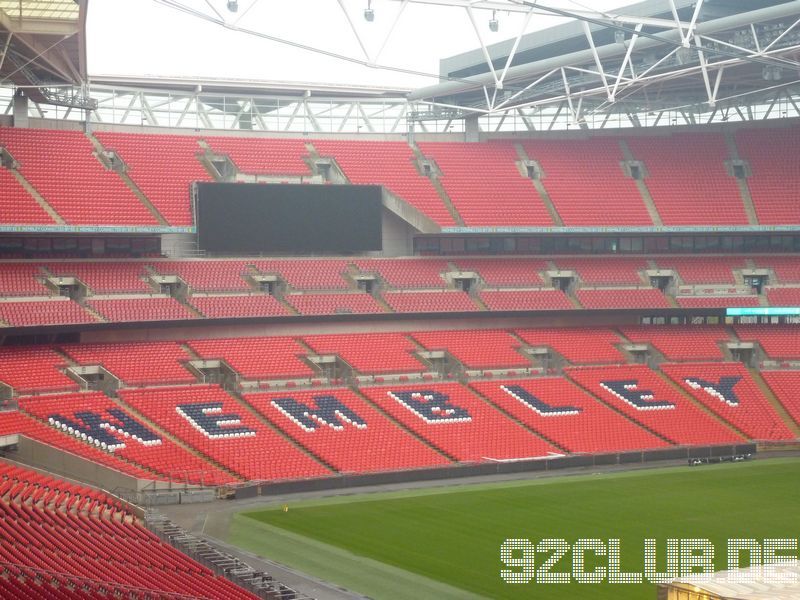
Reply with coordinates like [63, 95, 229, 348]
[239, 457, 800, 513]
[228, 514, 488, 600]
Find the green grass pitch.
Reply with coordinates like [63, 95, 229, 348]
[230, 458, 800, 599]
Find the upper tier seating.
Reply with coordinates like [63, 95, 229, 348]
[470, 378, 668, 453]
[523, 138, 653, 225]
[187, 336, 315, 380]
[151, 260, 253, 292]
[87, 297, 196, 323]
[19, 392, 233, 485]
[552, 257, 648, 285]
[244, 387, 449, 473]
[411, 329, 530, 369]
[0, 347, 78, 395]
[253, 259, 350, 290]
[46, 262, 152, 294]
[314, 139, 454, 225]
[676, 296, 761, 308]
[653, 256, 747, 284]
[760, 371, 800, 427]
[61, 341, 194, 386]
[359, 382, 558, 461]
[735, 127, 800, 224]
[565, 365, 743, 445]
[733, 325, 800, 359]
[452, 258, 548, 286]
[479, 289, 574, 311]
[577, 288, 672, 310]
[765, 287, 800, 306]
[95, 132, 210, 226]
[0, 298, 96, 327]
[418, 141, 553, 226]
[0, 129, 157, 226]
[205, 136, 310, 174]
[356, 258, 450, 288]
[626, 132, 749, 225]
[619, 325, 732, 360]
[383, 290, 478, 313]
[302, 332, 427, 374]
[515, 327, 626, 364]
[660, 362, 795, 441]
[286, 292, 386, 315]
[0, 460, 254, 598]
[0, 263, 50, 296]
[190, 294, 289, 319]
[0, 168, 55, 225]
[120, 385, 330, 481]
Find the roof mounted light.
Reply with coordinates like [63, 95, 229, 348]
[364, 0, 374, 22]
[489, 10, 499, 32]
[227, 0, 238, 13]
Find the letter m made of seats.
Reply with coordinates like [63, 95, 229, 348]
[271, 395, 367, 432]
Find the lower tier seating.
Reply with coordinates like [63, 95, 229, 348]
[660, 362, 795, 440]
[470, 378, 669, 453]
[19, 392, 234, 486]
[761, 371, 800, 427]
[119, 385, 331, 481]
[358, 382, 558, 461]
[244, 388, 449, 473]
[0, 460, 254, 599]
[565, 365, 744, 445]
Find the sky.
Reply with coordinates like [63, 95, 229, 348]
[86, 0, 628, 90]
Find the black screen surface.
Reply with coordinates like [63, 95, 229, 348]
[196, 183, 382, 254]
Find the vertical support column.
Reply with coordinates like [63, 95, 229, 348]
[12, 90, 29, 128]
[464, 114, 480, 142]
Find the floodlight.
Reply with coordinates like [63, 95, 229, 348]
[489, 10, 499, 32]
[364, 0, 374, 22]
[227, 0, 238, 13]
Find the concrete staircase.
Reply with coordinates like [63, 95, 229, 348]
[747, 368, 800, 437]
[618, 139, 663, 226]
[409, 142, 465, 226]
[513, 143, 564, 226]
[87, 133, 169, 226]
[724, 131, 760, 226]
[9, 169, 65, 224]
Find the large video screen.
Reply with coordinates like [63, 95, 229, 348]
[196, 182, 382, 254]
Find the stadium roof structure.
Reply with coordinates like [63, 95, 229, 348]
[408, 0, 800, 128]
[0, 0, 93, 109]
[2, 0, 800, 133]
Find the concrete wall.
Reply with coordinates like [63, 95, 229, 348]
[232, 444, 758, 497]
[14, 437, 195, 495]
